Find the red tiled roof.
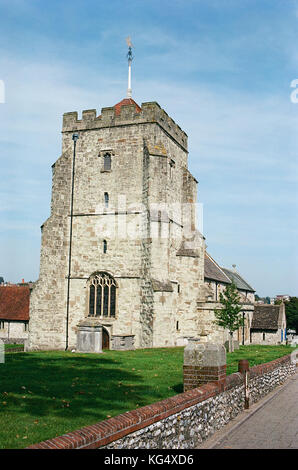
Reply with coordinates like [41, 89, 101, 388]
[0, 285, 30, 321]
[114, 98, 141, 116]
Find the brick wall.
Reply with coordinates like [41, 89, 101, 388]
[183, 365, 226, 391]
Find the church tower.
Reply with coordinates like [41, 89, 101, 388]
[28, 43, 205, 351]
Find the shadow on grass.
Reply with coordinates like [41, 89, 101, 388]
[1, 350, 183, 422]
[0, 348, 184, 448]
[1, 354, 158, 421]
[0, 345, 292, 448]
[172, 383, 183, 394]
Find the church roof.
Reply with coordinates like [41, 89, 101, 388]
[221, 267, 255, 292]
[251, 304, 282, 330]
[114, 98, 141, 116]
[0, 285, 30, 321]
[204, 253, 232, 284]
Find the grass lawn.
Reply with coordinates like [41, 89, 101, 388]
[226, 344, 293, 375]
[0, 344, 293, 449]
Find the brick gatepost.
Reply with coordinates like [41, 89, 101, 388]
[183, 339, 226, 392]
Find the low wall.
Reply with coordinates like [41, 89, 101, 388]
[28, 354, 296, 450]
[5, 345, 24, 353]
[0, 338, 25, 344]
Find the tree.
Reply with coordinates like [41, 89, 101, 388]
[213, 281, 244, 352]
[285, 297, 298, 333]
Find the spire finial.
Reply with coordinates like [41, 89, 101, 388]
[125, 36, 133, 98]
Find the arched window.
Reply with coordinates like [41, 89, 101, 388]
[104, 153, 111, 171]
[88, 272, 117, 318]
[169, 159, 175, 180]
[103, 240, 107, 253]
[104, 192, 109, 208]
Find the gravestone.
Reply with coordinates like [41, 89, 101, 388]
[76, 321, 103, 353]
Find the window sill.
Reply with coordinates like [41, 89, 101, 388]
[87, 316, 116, 321]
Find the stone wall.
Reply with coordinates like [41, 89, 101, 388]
[0, 321, 29, 343]
[28, 353, 297, 449]
[197, 300, 254, 345]
[250, 329, 286, 345]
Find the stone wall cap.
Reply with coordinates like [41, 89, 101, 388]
[184, 341, 226, 367]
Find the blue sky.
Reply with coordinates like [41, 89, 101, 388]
[0, 0, 297, 296]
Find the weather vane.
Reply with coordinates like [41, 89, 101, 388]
[126, 36, 133, 98]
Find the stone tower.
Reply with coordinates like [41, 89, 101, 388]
[28, 98, 205, 351]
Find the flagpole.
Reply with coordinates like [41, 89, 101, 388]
[126, 36, 133, 98]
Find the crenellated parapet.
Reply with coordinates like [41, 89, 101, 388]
[62, 101, 188, 151]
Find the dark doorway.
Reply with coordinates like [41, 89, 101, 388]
[102, 328, 110, 350]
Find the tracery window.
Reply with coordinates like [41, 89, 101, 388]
[88, 272, 117, 318]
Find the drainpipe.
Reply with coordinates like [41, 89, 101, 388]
[65, 133, 79, 351]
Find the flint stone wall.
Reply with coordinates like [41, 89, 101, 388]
[104, 355, 295, 449]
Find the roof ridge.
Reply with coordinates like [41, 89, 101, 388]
[205, 252, 232, 282]
[221, 266, 255, 292]
[204, 252, 232, 284]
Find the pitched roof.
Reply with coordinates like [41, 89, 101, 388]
[204, 253, 231, 284]
[251, 304, 282, 330]
[221, 267, 255, 292]
[0, 285, 30, 321]
[114, 98, 141, 116]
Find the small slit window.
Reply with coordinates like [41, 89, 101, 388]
[104, 153, 111, 171]
[158, 210, 162, 238]
[169, 159, 175, 180]
[104, 192, 109, 208]
[103, 240, 107, 253]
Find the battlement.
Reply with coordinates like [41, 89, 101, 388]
[62, 101, 188, 150]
